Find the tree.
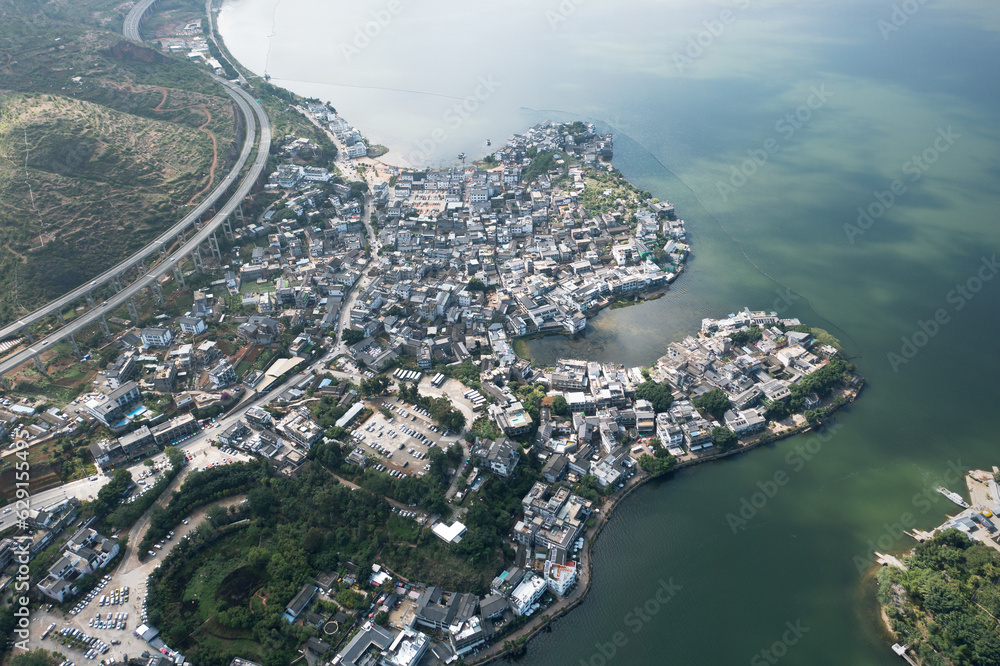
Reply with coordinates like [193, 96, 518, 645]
[551, 395, 569, 416]
[712, 427, 738, 451]
[728, 327, 763, 346]
[693, 389, 730, 421]
[10, 651, 63, 666]
[342, 329, 365, 345]
[248, 487, 278, 517]
[348, 181, 369, 199]
[467, 278, 486, 292]
[337, 588, 364, 609]
[361, 375, 390, 397]
[638, 453, 675, 478]
[764, 399, 789, 421]
[95, 468, 133, 513]
[635, 381, 674, 412]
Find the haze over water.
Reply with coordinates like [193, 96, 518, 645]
[219, 1, 1000, 663]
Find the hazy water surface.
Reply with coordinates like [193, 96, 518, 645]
[219, 2, 1000, 663]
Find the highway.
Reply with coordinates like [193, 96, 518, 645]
[0, 0, 272, 376]
[0, 79, 270, 376]
[0, 0, 263, 344]
[122, 0, 157, 42]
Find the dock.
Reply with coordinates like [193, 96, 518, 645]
[892, 643, 920, 666]
[876, 552, 908, 570]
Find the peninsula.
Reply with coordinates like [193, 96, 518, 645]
[0, 2, 865, 664]
[876, 468, 1000, 665]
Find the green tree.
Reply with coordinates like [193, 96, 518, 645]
[711, 427, 738, 451]
[248, 487, 278, 517]
[467, 278, 486, 292]
[10, 651, 63, 666]
[638, 453, 675, 478]
[764, 399, 789, 421]
[693, 389, 730, 421]
[550, 395, 569, 416]
[728, 327, 763, 346]
[337, 588, 364, 609]
[635, 381, 674, 412]
[342, 329, 365, 345]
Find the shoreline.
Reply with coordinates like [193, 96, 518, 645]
[208, 13, 865, 664]
[466, 379, 865, 664]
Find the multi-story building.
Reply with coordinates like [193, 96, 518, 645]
[140, 327, 173, 348]
[86, 381, 141, 427]
[208, 360, 237, 389]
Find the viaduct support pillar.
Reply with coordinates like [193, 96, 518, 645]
[151, 282, 163, 305]
[99, 315, 111, 337]
[126, 297, 139, 322]
[193, 247, 204, 273]
[86, 291, 95, 307]
[69, 333, 81, 358]
[174, 264, 186, 288]
[209, 232, 222, 260]
[32, 354, 44, 373]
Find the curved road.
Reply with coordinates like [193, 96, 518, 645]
[0, 0, 267, 345]
[122, 0, 158, 42]
[0, 2, 271, 375]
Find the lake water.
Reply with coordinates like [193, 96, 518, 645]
[219, 1, 1000, 663]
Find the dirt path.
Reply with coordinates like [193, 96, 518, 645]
[111, 83, 220, 205]
[183, 105, 218, 205]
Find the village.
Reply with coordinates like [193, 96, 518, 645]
[0, 118, 863, 666]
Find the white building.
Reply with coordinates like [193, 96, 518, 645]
[345, 142, 368, 158]
[178, 316, 207, 335]
[545, 561, 578, 596]
[510, 574, 546, 616]
[140, 327, 172, 348]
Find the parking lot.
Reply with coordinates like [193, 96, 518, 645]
[25, 495, 245, 663]
[348, 397, 459, 479]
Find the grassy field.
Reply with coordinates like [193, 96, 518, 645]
[0, 0, 238, 325]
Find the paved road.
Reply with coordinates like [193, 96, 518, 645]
[0, 79, 270, 377]
[1, 346, 340, 532]
[0, 0, 270, 349]
[122, 0, 157, 41]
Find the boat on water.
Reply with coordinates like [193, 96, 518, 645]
[937, 486, 970, 509]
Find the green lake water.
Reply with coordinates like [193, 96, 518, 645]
[219, 1, 1000, 662]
